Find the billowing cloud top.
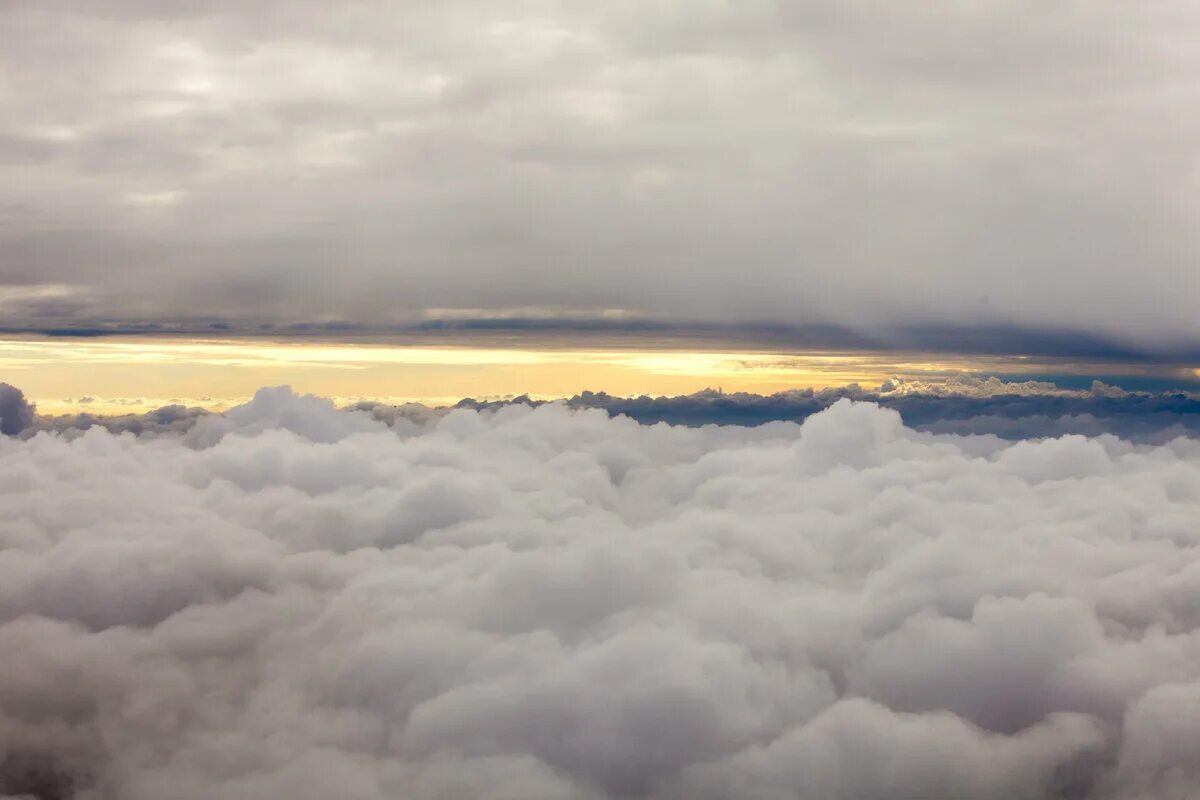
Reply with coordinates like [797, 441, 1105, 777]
[25, 375, 1200, 444]
[0, 383, 34, 436]
[3, 385, 1200, 798]
[1, 2, 1199, 348]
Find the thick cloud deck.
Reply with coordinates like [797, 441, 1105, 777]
[3, 388, 1200, 799]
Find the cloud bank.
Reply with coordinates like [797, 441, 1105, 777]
[3, 386, 1200, 798]
[541, 378, 1200, 443]
[22, 374, 1200, 444]
[2, 2, 1200, 346]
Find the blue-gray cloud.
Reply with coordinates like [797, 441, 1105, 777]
[0, 383, 34, 436]
[455, 378, 1200, 443]
[15, 375, 1200, 444]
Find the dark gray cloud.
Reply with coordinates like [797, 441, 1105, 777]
[0, 1, 1198, 348]
[3, 386, 1200, 798]
[453, 377, 1200, 443]
[21, 403, 209, 440]
[0, 383, 34, 436]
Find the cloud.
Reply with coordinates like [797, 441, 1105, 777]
[21, 375, 1200, 444]
[1, 2, 1199, 347]
[0, 383, 34, 436]
[2, 386, 1200, 798]
[454, 377, 1200, 442]
[21, 403, 209, 440]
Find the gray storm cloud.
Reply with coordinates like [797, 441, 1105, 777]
[2, 387, 1200, 798]
[1, 1, 1200, 346]
[0, 384, 34, 437]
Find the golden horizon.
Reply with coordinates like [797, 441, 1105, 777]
[2, 335, 1192, 415]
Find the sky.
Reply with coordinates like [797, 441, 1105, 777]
[3, 333, 1197, 414]
[1, 0, 1199, 360]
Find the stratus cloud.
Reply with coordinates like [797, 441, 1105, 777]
[2, 386, 1200, 799]
[3, 2, 1200, 345]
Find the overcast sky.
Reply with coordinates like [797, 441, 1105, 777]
[2, 1, 1198, 349]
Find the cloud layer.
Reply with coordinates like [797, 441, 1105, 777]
[2, 2, 1200, 346]
[3, 386, 1200, 798]
[24, 374, 1200, 444]
[545, 378, 1200, 443]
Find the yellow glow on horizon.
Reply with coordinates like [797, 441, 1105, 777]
[0, 335, 1159, 415]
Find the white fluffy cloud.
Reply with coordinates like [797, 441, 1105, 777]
[3, 387, 1200, 799]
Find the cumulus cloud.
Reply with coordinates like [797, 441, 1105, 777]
[20, 403, 208, 441]
[2, 386, 1200, 798]
[22, 375, 1200, 444]
[453, 376, 1200, 442]
[0, 383, 34, 436]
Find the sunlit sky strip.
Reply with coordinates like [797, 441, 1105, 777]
[5, 336, 1197, 415]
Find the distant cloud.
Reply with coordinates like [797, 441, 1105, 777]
[2, 386, 1200, 798]
[0, 382, 34, 435]
[120, 189, 185, 208]
[453, 376, 1200, 442]
[18, 375, 1200, 443]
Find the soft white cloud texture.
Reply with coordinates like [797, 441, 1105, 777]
[2, 387, 1200, 798]
[2, 2, 1200, 343]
